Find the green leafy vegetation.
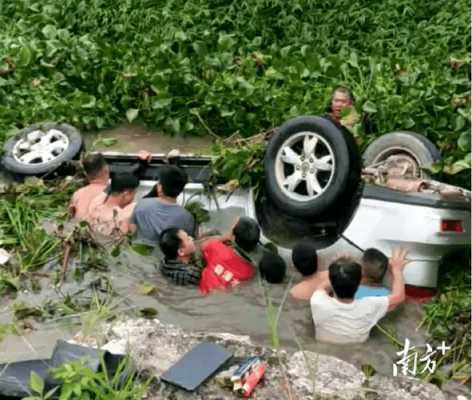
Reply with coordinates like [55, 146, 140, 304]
[184, 201, 210, 225]
[0, 178, 77, 290]
[23, 371, 58, 400]
[377, 252, 471, 387]
[210, 134, 266, 194]
[0, 0, 469, 185]
[24, 357, 149, 400]
[0, 177, 124, 297]
[0, 323, 18, 342]
[0, 178, 128, 345]
[420, 254, 471, 385]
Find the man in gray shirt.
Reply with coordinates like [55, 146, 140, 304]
[130, 165, 195, 246]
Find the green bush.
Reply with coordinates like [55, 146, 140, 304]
[1, 0, 470, 183]
[24, 357, 148, 400]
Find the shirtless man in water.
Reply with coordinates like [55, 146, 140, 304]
[289, 239, 329, 301]
[69, 150, 151, 221]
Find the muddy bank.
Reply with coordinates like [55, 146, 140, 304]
[85, 123, 214, 154]
[100, 318, 446, 400]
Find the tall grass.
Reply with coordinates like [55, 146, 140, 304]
[0, 199, 61, 273]
[261, 276, 293, 349]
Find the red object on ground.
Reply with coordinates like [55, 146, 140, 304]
[405, 285, 436, 304]
[241, 362, 266, 398]
[199, 239, 254, 295]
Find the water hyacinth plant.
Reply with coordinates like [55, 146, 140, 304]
[0, 0, 469, 186]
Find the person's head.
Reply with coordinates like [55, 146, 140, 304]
[329, 257, 362, 300]
[108, 173, 139, 207]
[157, 165, 188, 198]
[82, 153, 109, 182]
[329, 87, 354, 120]
[292, 239, 318, 277]
[233, 217, 260, 252]
[259, 251, 286, 284]
[362, 248, 388, 284]
[159, 228, 196, 261]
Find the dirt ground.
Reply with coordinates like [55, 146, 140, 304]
[85, 123, 214, 155]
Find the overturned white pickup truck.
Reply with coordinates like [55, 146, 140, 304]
[2, 117, 470, 291]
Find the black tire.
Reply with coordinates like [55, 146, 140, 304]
[2, 122, 83, 176]
[363, 131, 441, 178]
[264, 116, 359, 218]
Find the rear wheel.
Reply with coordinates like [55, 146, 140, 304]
[363, 131, 441, 179]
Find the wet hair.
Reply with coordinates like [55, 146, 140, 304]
[109, 172, 139, 194]
[362, 248, 388, 283]
[329, 257, 362, 299]
[233, 217, 260, 252]
[159, 227, 181, 260]
[292, 239, 318, 276]
[159, 165, 188, 198]
[259, 251, 286, 284]
[82, 153, 107, 179]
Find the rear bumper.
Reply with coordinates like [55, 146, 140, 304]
[343, 198, 470, 287]
[344, 198, 470, 252]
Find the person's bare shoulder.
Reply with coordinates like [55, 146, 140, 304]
[290, 271, 330, 301]
[290, 281, 312, 301]
[290, 279, 320, 301]
[70, 185, 86, 201]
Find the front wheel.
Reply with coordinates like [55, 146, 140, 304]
[264, 116, 360, 218]
[2, 122, 83, 176]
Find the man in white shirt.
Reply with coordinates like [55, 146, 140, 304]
[310, 248, 408, 344]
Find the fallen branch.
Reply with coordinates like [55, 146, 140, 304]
[222, 128, 274, 147]
[277, 351, 295, 400]
[59, 242, 72, 287]
[30, 272, 51, 278]
[194, 111, 221, 140]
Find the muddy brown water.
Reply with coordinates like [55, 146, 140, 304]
[0, 126, 429, 386]
[0, 203, 427, 379]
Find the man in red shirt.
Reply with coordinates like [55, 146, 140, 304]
[157, 217, 260, 294]
[199, 217, 260, 294]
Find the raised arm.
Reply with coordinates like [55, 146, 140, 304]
[111, 150, 152, 182]
[387, 248, 409, 311]
[135, 150, 152, 176]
